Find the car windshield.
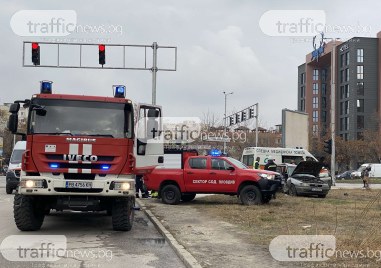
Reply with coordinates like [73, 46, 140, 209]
[10, 149, 24, 164]
[287, 166, 296, 175]
[226, 157, 248, 169]
[29, 98, 133, 138]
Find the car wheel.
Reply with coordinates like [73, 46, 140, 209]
[289, 184, 298, 196]
[161, 185, 181, 205]
[239, 185, 262, 205]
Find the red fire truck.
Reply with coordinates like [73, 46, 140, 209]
[8, 82, 162, 231]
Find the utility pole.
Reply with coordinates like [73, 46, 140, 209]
[330, 40, 338, 186]
[255, 103, 259, 147]
[223, 91, 233, 154]
[152, 42, 158, 105]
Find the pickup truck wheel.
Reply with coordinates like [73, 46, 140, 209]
[14, 194, 45, 231]
[112, 197, 134, 231]
[161, 185, 181, 205]
[239, 185, 262, 205]
[181, 193, 196, 202]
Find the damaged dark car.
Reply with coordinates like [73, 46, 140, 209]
[283, 161, 331, 198]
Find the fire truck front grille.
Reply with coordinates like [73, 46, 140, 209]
[64, 173, 96, 180]
[46, 154, 114, 162]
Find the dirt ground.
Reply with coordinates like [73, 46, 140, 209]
[141, 189, 381, 268]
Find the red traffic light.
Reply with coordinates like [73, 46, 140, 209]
[32, 42, 39, 49]
[99, 45, 105, 52]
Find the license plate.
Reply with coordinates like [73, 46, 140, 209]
[66, 181, 92, 189]
[311, 187, 323, 192]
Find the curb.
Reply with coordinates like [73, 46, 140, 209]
[136, 199, 202, 268]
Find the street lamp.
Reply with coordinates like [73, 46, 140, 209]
[223, 91, 233, 154]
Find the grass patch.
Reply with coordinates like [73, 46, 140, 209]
[195, 189, 381, 266]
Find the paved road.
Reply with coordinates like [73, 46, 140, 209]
[0, 177, 185, 268]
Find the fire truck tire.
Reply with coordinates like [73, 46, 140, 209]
[181, 193, 196, 202]
[112, 197, 134, 231]
[161, 185, 181, 205]
[239, 185, 262, 205]
[14, 194, 45, 231]
[6, 185, 13, 194]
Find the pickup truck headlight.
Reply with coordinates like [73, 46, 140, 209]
[259, 173, 275, 180]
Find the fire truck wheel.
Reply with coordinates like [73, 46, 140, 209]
[239, 185, 262, 205]
[6, 185, 13, 194]
[14, 194, 45, 231]
[112, 197, 134, 231]
[161, 185, 181, 205]
[181, 193, 196, 202]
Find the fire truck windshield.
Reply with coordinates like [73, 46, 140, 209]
[28, 98, 133, 138]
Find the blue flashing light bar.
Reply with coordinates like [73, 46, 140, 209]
[40, 80, 53, 94]
[101, 165, 110, 170]
[209, 149, 222, 157]
[50, 163, 59, 169]
[113, 85, 126, 98]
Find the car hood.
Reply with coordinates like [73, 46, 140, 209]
[290, 174, 326, 183]
[291, 161, 325, 177]
[241, 169, 278, 176]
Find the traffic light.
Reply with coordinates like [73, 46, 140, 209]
[99, 44, 106, 66]
[249, 108, 255, 118]
[241, 111, 246, 121]
[235, 113, 240, 123]
[32, 42, 40, 66]
[229, 116, 234, 126]
[324, 139, 332, 154]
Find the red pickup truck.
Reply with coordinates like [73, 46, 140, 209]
[144, 155, 281, 205]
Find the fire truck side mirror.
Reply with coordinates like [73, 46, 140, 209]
[9, 103, 20, 113]
[7, 113, 18, 133]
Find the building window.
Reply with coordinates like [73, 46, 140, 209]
[345, 68, 349, 82]
[340, 70, 344, 83]
[321, 97, 326, 109]
[300, 99, 305, 112]
[357, 65, 364, 79]
[357, 99, 364, 112]
[322, 111, 327, 123]
[357, 82, 364, 96]
[357, 49, 364, 63]
[313, 97, 319, 109]
[313, 124, 318, 136]
[321, 83, 326, 96]
[313, 83, 319, 95]
[321, 69, 327, 82]
[300, 73, 306, 84]
[345, 52, 350, 65]
[340, 117, 349, 131]
[313, 110, 319, 122]
[313, 69, 319, 81]
[345, 101, 349, 114]
[300, 86, 305, 98]
[357, 115, 364, 129]
[340, 85, 349, 99]
[341, 54, 345, 67]
[341, 101, 349, 115]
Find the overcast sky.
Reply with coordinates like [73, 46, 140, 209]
[1, 0, 380, 129]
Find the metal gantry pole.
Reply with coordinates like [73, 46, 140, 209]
[331, 41, 337, 185]
[255, 103, 259, 147]
[152, 42, 158, 105]
[223, 91, 233, 154]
